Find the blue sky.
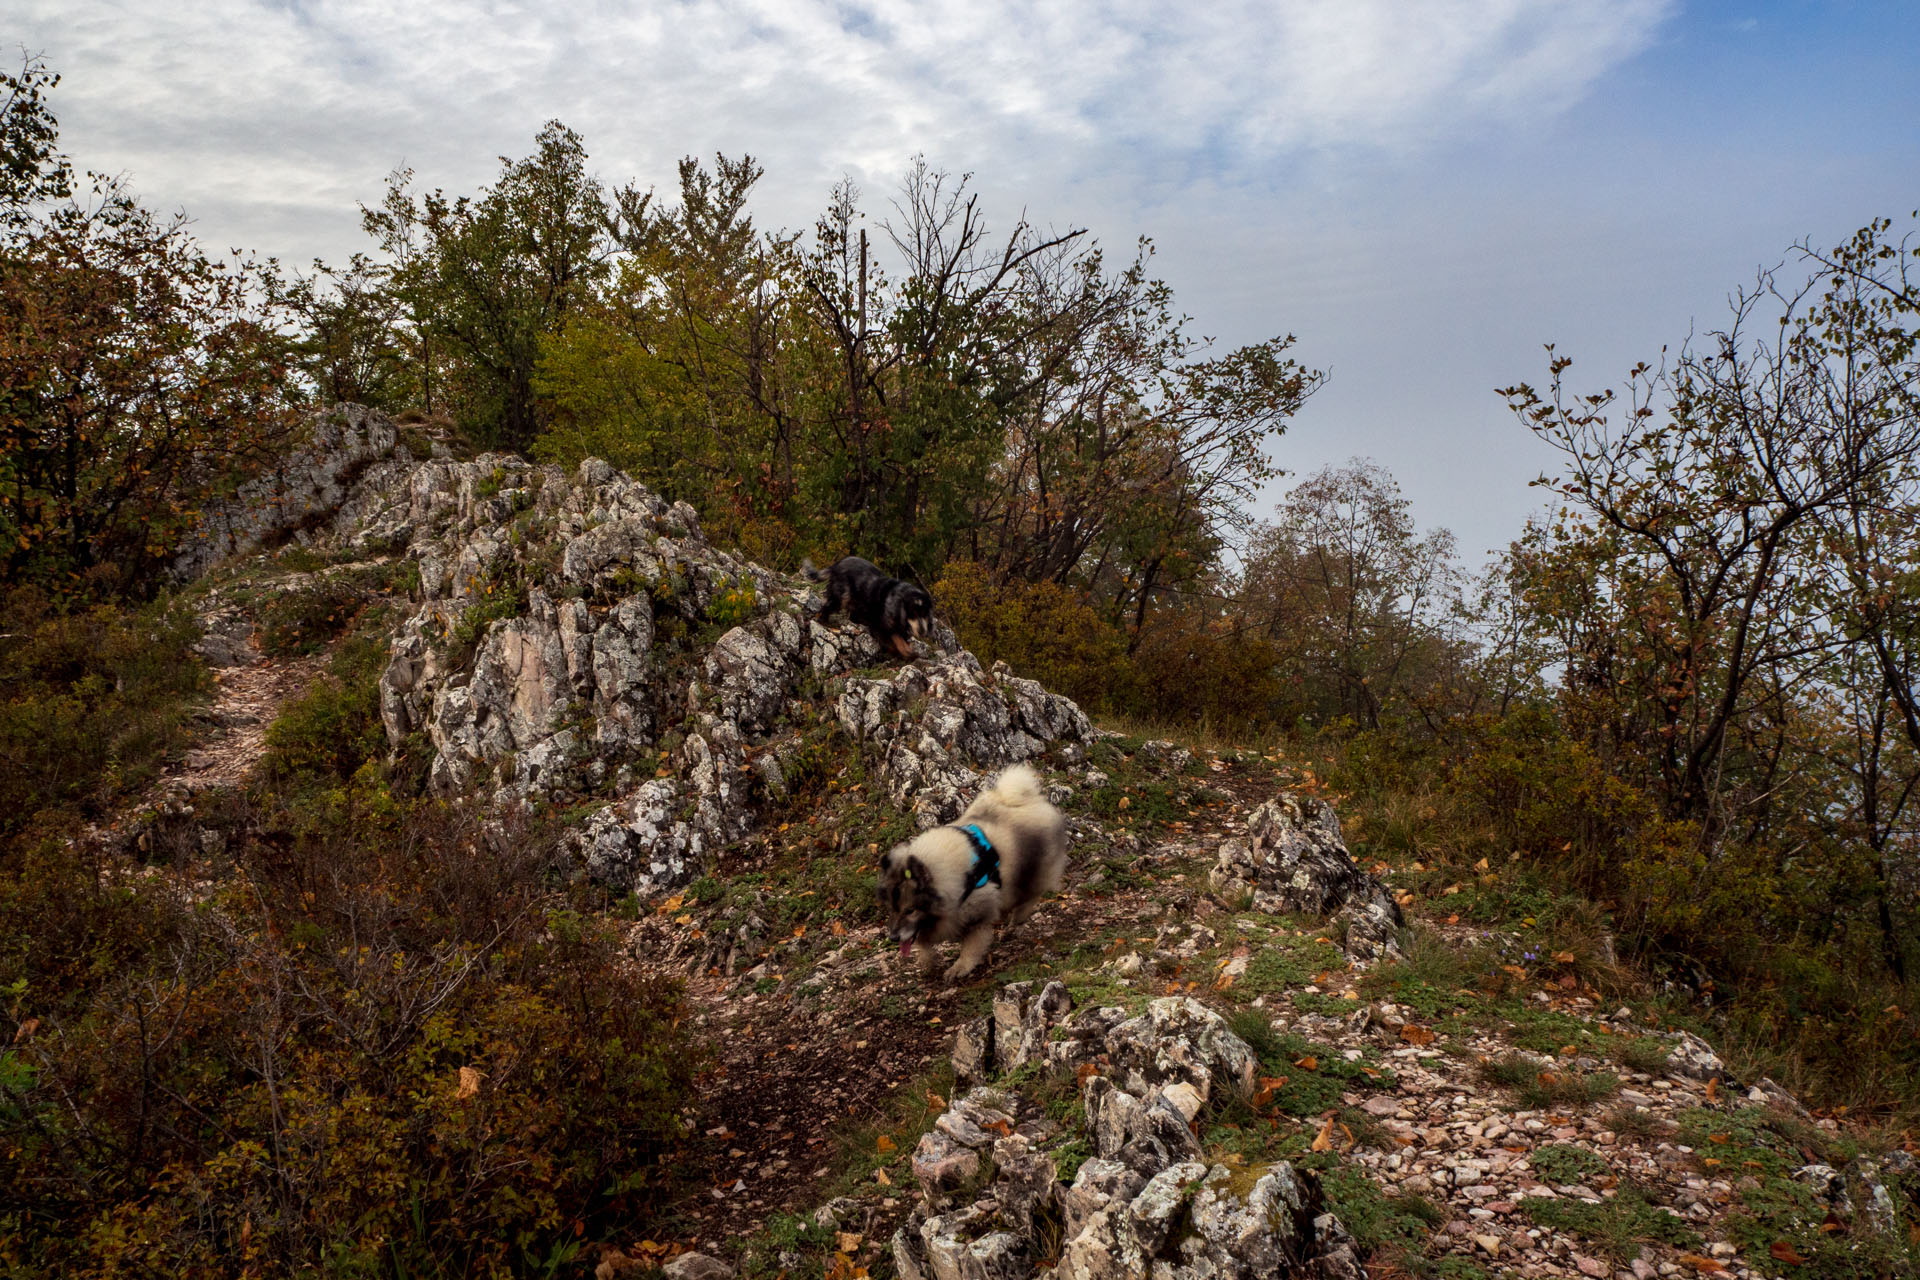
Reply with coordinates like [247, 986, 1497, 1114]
[11, 0, 1918, 562]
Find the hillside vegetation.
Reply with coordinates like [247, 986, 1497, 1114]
[3, 53, 1920, 1280]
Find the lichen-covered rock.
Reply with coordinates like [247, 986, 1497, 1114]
[1664, 1030, 1728, 1082]
[174, 403, 400, 580]
[1211, 792, 1404, 963]
[1104, 997, 1259, 1103]
[900, 980, 1359, 1280]
[839, 654, 1094, 824]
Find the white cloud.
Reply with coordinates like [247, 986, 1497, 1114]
[15, 0, 1675, 260]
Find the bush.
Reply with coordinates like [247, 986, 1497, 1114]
[0, 804, 698, 1278]
[0, 589, 208, 849]
[932, 561, 1138, 710]
[932, 561, 1285, 731]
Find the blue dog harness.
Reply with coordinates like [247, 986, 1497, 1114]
[955, 823, 1001, 902]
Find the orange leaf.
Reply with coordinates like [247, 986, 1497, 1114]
[1705, 1077, 1720, 1102]
[875, 1134, 896, 1153]
[1400, 1025, 1437, 1046]
[1770, 1242, 1806, 1265]
[1678, 1255, 1727, 1273]
[925, 1090, 947, 1110]
[1075, 1063, 1101, 1086]
[1295, 1056, 1319, 1071]
[1310, 1115, 1336, 1153]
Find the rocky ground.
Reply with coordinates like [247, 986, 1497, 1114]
[129, 407, 1915, 1280]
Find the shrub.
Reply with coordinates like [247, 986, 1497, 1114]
[0, 589, 208, 848]
[932, 560, 1137, 711]
[0, 806, 699, 1278]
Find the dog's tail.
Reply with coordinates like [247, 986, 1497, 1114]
[981, 762, 1046, 810]
[801, 557, 826, 582]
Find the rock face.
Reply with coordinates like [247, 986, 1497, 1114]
[1210, 793, 1404, 963]
[898, 983, 1363, 1280]
[174, 404, 401, 580]
[179, 412, 1097, 902]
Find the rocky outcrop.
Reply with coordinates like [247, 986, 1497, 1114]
[177, 417, 1096, 902]
[1210, 793, 1404, 963]
[174, 404, 403, 580]
[899, 983, 1362, 1280]
[837, 657, 1095, 824]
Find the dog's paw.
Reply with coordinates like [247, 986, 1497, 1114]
[915, 945, 941, 977]
[943, 959, 980, 983]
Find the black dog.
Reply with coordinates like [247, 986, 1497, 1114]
[803, 557, 934, 658]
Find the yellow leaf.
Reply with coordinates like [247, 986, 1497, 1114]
[1473, 857, 1490, 873]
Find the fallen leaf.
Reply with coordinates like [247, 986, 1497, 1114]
[926, 1090, 947, 1110]
[1769, 1241, 1806, 1266]
[875, 1134, 896, 1153]
[12, 1017, 38, 1043]
[831, 920, 847, 936]
[455, 1066, 483, 1100]
[658, 895, 684, 914]
[1251, 1075, 1288, 1108]
[1075, 1063, 1101, 1086]
[836, 1232, 862, 1253]
[1310, 1115, 1336, 1152]
[873, 1168, 891, 1186]
[1705, 1077, 1720, 1102]
[1678, 1254, 1727, 1273]
[1553, 951, 1577, 964]
[1708, 1133, 1730, 1145]
[1401, 1026, 1437, 1045]
[1295, 1055, 1319, 1071]
[1473, 857, 1490, 872]
[1501, 964, 1528, 978]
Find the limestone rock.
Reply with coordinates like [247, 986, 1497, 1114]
[660, 1254, 734, 1280]
[1210, 793, 1404, 963]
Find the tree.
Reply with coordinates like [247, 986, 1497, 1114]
[0, 62, 293, 592]
[1241, 460, 1465, 728]
[365, 122, 611, 449]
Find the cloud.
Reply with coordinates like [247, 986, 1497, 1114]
[17, 0, 1675, 259]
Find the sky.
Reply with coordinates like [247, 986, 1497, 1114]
[12, 0, 1919, 563]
